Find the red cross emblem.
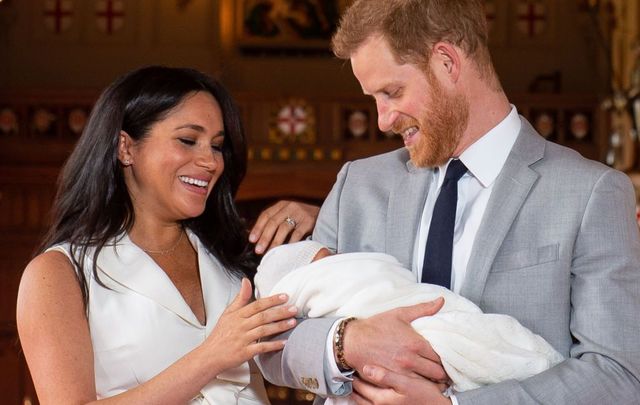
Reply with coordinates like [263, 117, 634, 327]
[269, 99, 316, 144]
[96, 0, 125, 34]
[517, 1, 547, 37]
[277, 105, 308, 136]
[43, 0, 74, 34]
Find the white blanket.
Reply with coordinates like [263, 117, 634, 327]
[255, 251, 563, 399]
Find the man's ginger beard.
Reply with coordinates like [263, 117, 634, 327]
[393, 69, 470, 168]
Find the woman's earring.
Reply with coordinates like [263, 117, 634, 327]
[123, 159, 131, 166]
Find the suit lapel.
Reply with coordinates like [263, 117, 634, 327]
[387, 158, 433, 269]
[460, 118, 545, 304]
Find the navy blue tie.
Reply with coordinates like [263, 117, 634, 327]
[421, 159, 468, 288]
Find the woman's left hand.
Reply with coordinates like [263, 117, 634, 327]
[249, 200, 320, 254]
[202, 278, 296, 374]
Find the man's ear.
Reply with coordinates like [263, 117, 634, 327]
[431, 42, 461, 83]
[118, 130, 134, 166]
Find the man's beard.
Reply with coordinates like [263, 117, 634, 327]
[395, 72, 470, 168]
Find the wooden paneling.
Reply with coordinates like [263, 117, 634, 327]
[0, 165, 53, 405]
[0, 329, 22, 405]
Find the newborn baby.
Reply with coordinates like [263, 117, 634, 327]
[255, 241, 563, 400]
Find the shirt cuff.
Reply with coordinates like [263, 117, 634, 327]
[449, 394, 459, 405]
[323, 318, 354, 396]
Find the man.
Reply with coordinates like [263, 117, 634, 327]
[254, 0, 640, 403]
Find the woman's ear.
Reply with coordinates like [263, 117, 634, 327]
[118, 130, 134, 166]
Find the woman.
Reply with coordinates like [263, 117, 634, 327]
[16, 66, 296, 404]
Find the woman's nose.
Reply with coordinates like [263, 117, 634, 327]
[195, 146, 218, 170]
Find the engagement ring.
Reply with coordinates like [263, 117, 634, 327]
[284, 216, 297, 228]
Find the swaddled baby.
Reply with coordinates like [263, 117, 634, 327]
[255, 241, 563, 401]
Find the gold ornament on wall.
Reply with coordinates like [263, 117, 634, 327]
[587, 0, 640, 171]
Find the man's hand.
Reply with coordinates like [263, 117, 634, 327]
[343, 298, 449, 382]
[351, 365, 452, 405]
[249, 200, 320, 254]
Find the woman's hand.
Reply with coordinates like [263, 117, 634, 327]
[249, 200, 320, 254]
[203, 278, 297, 374]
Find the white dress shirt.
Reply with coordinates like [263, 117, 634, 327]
[324, 106, 522, 399]
[413, 106, 521, 293]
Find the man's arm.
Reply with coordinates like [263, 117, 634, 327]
[256, 162, 449, 397]
[351, 169, 640, 405]
[456, 169, 640, 404]
[255, 164, 351, 395]
[255, 317, 340, 396]
[466, 169, 640, 403]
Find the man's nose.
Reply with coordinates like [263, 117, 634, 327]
[377, 103, 398, 133]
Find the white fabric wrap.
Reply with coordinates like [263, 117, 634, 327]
[256, 249, 563, 398]
[255, 240, 326, 299]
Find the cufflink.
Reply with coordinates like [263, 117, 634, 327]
[300, 377, 319, 390]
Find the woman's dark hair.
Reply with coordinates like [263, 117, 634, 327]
[39, 66, 257, 305]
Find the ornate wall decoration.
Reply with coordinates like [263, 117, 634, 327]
[247, 145, 342, 162]
[516, 0, 548, 38]
[567, 111, 591, 141]
[43, 0, 74, 34]
[0, 108, 18, 135]
[588, 0, 640, 170]
[532, 110, 557, 140]
[31, 107, 56, 135]
[67, 107, 88, 135]
[268, 98, 316, 144]
[95, 0, 125, 35]
[236, 0, 348, 51]
[344, 109, 369, 140]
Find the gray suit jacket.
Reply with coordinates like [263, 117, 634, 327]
[256, 118, 640, 404]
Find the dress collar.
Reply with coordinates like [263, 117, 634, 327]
[96, 229, 236, 330]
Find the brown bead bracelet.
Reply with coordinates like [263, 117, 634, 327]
[334, 316, 357, 371]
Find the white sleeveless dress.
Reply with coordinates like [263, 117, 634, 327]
[49, 230, 270, 404]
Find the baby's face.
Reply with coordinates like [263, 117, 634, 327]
[311, 247, 332, 263]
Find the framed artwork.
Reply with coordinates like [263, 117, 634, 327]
[236, 0, 351, 50]
[564, 110, 593, 142]
[530, 109, 558, 141]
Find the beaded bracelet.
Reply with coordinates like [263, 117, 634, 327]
[334, 316, 357, 371]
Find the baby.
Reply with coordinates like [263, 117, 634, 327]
[255, 241, 563, 401]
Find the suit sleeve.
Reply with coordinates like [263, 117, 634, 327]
[456, 169, 640, 404]
[255, 163, 352, 396]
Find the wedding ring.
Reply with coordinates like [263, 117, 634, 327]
[284, 216, 297, 228]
